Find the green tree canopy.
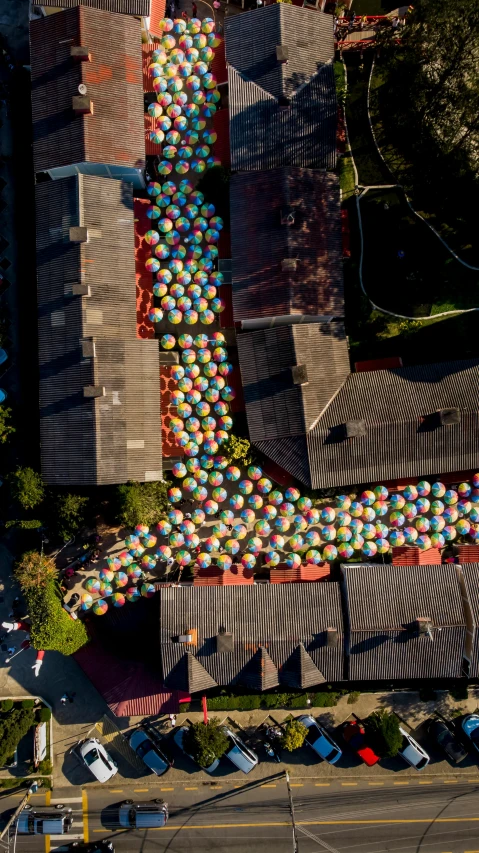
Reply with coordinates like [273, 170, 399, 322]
[0, 708, 35, 767]
[281, 718, 308, 752]
[221, 434, 253, 467]
[25, 581, 88, 653]
[14, 551, 56, 591]
[183, 719, 229, 766]
[52, 493, 89, 541]
[365, 710, 402, 758]
[10, 467, 44, 510]
[115, 480, 169, 529]
[0, 406, 15, 445]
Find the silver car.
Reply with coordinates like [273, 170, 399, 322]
[16, 804, 73, 835]
[398, 726, 430, 770]
[222, 727, 259, 774]
[118, 800, 168, 829]
[129, 729, 170, 776]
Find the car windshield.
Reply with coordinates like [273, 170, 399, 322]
[325, 748, 338, 762]
[306, 726, 320, 746]
[136, 741, 152, 759]
[84, 748, 100, 766]
[470, 728, 479, 741]
[416, 756, 428, 769]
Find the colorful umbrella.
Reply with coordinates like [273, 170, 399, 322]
[322, 544, 338, 562]
[264, 550, 280, 567]
[212, 487, 227, 503]
[321, 525, 336, 542]
[430, 515, 445, 533]
[336, 495, 351, 510]
[338, 543, 354, 559]
[415, 516, 430, 533]
[360, 490, 375, 506]
[444, 489, 458, 506]
[177, 550, 192, 566]
[262, 504, 277, 521]
[230, 494, 244, 510]
[431, 482, 446, 497]
[289, 534, 304, 552]
[239, 479, 254, 495]
[99, 568, 114, 582]
[305, 529, 322, 546]
[269, 491, 284, 507]
[376, 538, 390, 554]
[373, 499, 388, 516]
[321, 507, 336, 523]
[458, 499, 472, 516]
[240, 508, 256, 524]
[456, 519, 470, 536]
[280, 502, 295, 517]
[204, 536, 220, 552]
[390, 511, 405, 527]
[81, 593, 93, 610]
[204, 499, 219, 515]
[416, 534, 432, 550]
[458, 482, 472, 497]
[389, 529, 405, 547]
[224, 538, 240, 555]
[362, 540, 378, 557]
[226, 466, 241, 482]
[350, 519, 363, 533]
[336, 526, 352, 543]
[93, 599, 109, 615]
[126, 587, 141, 602]
[404, 526, 418, 544]
[403, 502, 417, 520]
[417, 480, 431, 496]
[141, 555, 156, 571]
[297, 496, 312, 512]
[114, 572, 128, 588]
[390, 494, 406, 509]
[430, 500, 445, 516]
[255, 520, 271, 537]
[443, 507, 458, 524]
[195, 553, 210, 569]
[217, 554, 232, 571]
[247, 537, 263, 554]
[241, 553, 256, 569]
[349, 501, 362, 518]
[192, 485, 207, 501]
[350, 535, 364, 551]
[362, 523, 376, 540]
[285, 552, 301, 569]
[111, 593, 126, 608]
[362, 507, 376, 523]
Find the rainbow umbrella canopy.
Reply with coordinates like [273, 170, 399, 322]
[85, 577, 100, 593]
[126, 586, 141, 602]
[111, 593, 126, 608]
[141, 583, 156, 598]
[81, 593, 93, 610]
[93, 599, 109, 615]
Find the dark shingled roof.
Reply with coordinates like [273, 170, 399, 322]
[40, 0, 152, 11]
[31, 6, 144, 174]
[253, 359, 479, 489]
[36, 175, 162, 486]
[238, 321, 350, 442]
[460, 563, 479, 678]
[341, 563, 467, 681]
[159, 584, 344, 691]
[230, 168, 343, 322]
[225, 6, 337, 171]
[281, 643, 326, 689]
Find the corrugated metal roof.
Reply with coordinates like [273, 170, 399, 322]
[230, 168, 343, 321]
[40, 0, 152, 16]
[341, 563, 466, 681]
[159, 583, 344, 690]
[238, 322, 350, 441]
[36, 175, 162, 485]
[31, 6, 144, 173]
[281, 643, 326, 689]
[460, 563, 479, 677]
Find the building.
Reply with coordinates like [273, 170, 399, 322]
[159, 584, 344, 692]
[225, 4, 337, 172]
[36, 174, 162, 485]
[230, 168, 343, 323]
[460, 563, 479, 678]
[30, 5, 145, 188]
[341, 563, 467, 681]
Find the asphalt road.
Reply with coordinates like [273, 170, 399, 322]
[4, 778, 479, 853]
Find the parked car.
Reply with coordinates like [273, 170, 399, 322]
[173, 725, 220, 773]
[462, 714, 479, 752]
[428, 719, 468, 764]
[129, 728, 171, 776]
[78, 738, 118, 783]
[341, 720, 380, 766]
[398, 727, 430, 770]
[16, 805, 73, 835]
[118, 800, 168, 829]
[298, 715, 342, 765]
[222, 727, 259, 774]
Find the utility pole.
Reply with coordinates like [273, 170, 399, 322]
[284, 770, 299, 853]
[0, 781, 40, 849]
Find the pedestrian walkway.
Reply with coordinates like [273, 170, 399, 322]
[95, 715, 148, 774]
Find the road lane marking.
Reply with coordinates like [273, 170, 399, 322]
[394, 781, 409, 785]
[92, 818, 479, 833]
[444, 780, 458, 784]
[82, 787, 89, 844]
[290, 784, 303, 787]
[45, 789, 51, 853]
[418, 781, 432, 784]
[161, 787, 174, 791]
[368, 782, 384, 786]
[51, 797, 83, 804]
[134, 788, 149, 792]
[341, 782, 357, 786]
[184, 787, 198, 790]
[315, 783, 330, 787]
[110, 789, 123, 793]
[261, 784, 276, 788]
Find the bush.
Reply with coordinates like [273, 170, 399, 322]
[1, 700, 13, 712]
[52, 493, 89, 541]
[281, 719, 308, 752]
[0, 709, 35, 767]
[449, 682, 468, 702]
[347, 691, 361, 705]
[25, 581, 88, 654]
[310, 692, 340, 707]
[183, 719, 229, 766]
[0, 406, 15, 445]
[221, 435, 253, 468]
[262, 693, 289, 709]
[365, 710, 402, 758]
[37, 759, 52, 775]
[14, 551, 56, 591]
[115, 480, 169, 529]
[36, 708, 51, 723]
[288, 694, 308, 709]
[21, 700, 35, 710]
[10, 468, 44, 510]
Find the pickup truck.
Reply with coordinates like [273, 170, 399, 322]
[341, 720, 380, 766]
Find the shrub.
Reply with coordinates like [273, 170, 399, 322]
[281, 719, 308, 752]
[36, 708, 51, 723]
[365, 710, 402, 758]
[0, 709, 35, 767]
[288, 694, 308, 709]
[21, 700, 35, 710]
[10, 468, 44, 510]
[449, 682, 468, 702]
[221, 435, 253, 468]
[310, 692, 340, 707]
[25, 581, 88, 654]
[1, 700, 13, 713]
[37, 759, 52, 775]
[52, 493, 89, 541]
[0, 406, 15, 444]
[115, 480, 169, 529]
[183, 719, 229, 766]
[14, 551, 56, 591]
[347, 691, 361, 705]
[262, 693, 289, 709]
[237, 694, 261, 710]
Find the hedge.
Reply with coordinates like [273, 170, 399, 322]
[207, 690, 341, 712]
[25, 581, 88, 654]
[0, 709, 35, 767]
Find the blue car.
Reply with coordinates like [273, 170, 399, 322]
[462, 714, 479, 752]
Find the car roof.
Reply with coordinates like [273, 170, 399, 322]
[226, 743, 255, 773]
[130, 729, 149, 747]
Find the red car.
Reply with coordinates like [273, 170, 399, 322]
[342, 720, 380, 766]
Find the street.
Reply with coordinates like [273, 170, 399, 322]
[3, 777, 479, 853]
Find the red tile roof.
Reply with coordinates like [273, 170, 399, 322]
[270, 563, 331, 583]
[134, 198, 155, 340]
[456, 545, 479, 564]
[149, 0, 167, 37]
[161, 368, 184, 457]
[193, 564, 255, 585]
[210, 38, 227, 84]
[392, 546, 442, 565]
[355, 356, 403, 372]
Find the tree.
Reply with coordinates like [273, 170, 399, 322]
[115, 480, 169, 529]
[14, 551, 56, 591]
[0, 406, 15, 445]
[52, 493, 89, 541]
[281, 718, 308, 752]
[365, 710, 402, 758]
[0, 708, 35, 767]
[10, 468, 44, 510]
[222, 434, 253, 467]
[183, 719, 229, 766]
[24, 581, 88, 654]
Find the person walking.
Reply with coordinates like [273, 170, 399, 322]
[60, 694, 68, 706]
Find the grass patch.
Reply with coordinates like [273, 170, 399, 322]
[339, 152, 356, 201]
[360, 187, 479, 317]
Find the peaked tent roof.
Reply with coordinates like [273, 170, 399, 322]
[230, 168, 343, 322]
[165, 652, 218, 693]
[241, 646, 279, 691]
[281, 643, 326, 689]
[226, 6, 337, 171]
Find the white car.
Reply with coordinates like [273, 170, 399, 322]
[298, 715, 342, 765]
[79, 738, 118, 783]
[398, 726, 430, 770]
[222, 727, 259, 774]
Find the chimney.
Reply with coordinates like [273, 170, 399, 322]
[326, 627, 339, 647]
[291, 364, 308, 385]
[276, 45, 289, 63]
[72, 283, 90, 296]
[281, 258, 297, 272]
[72, 96, 94, 115]
[70, 45, 91, 62]
[178, 633, 193, 644]
[344, 419, 367, 439]
[83, 385, 105, 398]
[69, 226, 89, 244]
[416, 617, 433, 635]
[81, 339, 96, 358]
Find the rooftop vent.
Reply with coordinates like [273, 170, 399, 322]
[281, 208, 295, 226]
[81, 339, 96, 358]
[70, 45, 91, 62]
[439, 407, 460, 426]
[278, 95, 291, 110]
[291, 364, 308, 385]
[276, 45, 289, 63]
[72, 283, 90, 296]
[281, 258, 297, 272]
[178, 633, 193, 644]
[216, 629, 234, 653]
[83, 385, 105, 398]
[69, 226, 89, 243]
[326, 627, 339, 647]
[72, 95, 93, 115]
[344, 419, 367, 439]
[416, 617, 433, 636]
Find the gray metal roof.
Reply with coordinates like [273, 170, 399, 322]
[230, 168, 343, 322]
[39, 0, 152, 15]
[459, 563, 479, 678]
[238, 321, 350, 442]
[159, 584, 344, 691]
[341, 563, 467, 681]
[36, 175, 162, 486]
[225, 6, 337, 171]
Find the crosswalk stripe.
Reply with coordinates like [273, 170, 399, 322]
[51, 797, 83, 804]
[49, 834, 84, 841]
